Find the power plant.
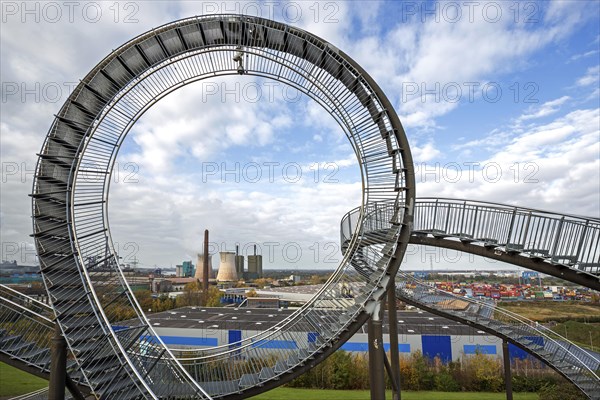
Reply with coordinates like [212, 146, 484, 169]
[216, 251, 238, 282]
[247, 245, 263, 280]
[196, 232, 263, 282]
[235, 245, 244, 276]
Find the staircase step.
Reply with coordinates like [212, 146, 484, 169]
[71, 338, 105, 354]
[4, 340, 35, 353]
[90, 369, 126, 388]
[61, 314, 98, 331]
[339, 313, 353, 324]
[96, 374, 139, 397]
[81, 354, 121, 374]
[273, 359, 288, 374]
[18, 347, 50, 361]
[0, 335, 21, 345]
[259, 367, 275, 381]
[286, 354, 299, 367]
[69, 327, 102, 344]
[197, 380, 240, 396]
[33, 353, 52, 368]
[239, 373, 260, 388]
[298, 348, 310, 360]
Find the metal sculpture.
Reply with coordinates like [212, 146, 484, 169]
[30, 14, 414, 399]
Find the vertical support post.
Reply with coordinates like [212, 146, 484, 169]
[550, 216, 565, 261]
[432, 199, 438, 230]
[502, 340, 513, 400]
[368, 300, 386, 400]
[387, 281, 401, 400]
[49, 324, 67, 400]
[203, 229, 209, 293]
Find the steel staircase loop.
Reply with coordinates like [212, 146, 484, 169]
[30, 14, 414, 399]
[340, 201, 600, 399]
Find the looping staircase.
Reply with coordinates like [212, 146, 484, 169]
[28, 14, 415, 399]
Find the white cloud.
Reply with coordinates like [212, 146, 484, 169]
[418, 108, 600, 217]
[341, 1, 591, 130]
[412, 141, 441, 162]
[576, 65, 600, 87]
[516, 96, 571, 122]
[569, 50, 599, 62]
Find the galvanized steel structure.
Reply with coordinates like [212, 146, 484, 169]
[0, 11, 593, 400]
[29, 14, 414, 399]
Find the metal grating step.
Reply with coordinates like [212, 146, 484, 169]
[259, 367, 275, 381]
[239, 373, 260, 388]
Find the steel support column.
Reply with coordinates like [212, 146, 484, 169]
[368, 300, 386, 400]
[49, 324, 67, 400]
[503, 340, 513, 400]
[387, 281, 402, 400]
[203, 229, 209, 304]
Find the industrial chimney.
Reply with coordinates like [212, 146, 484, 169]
[204, 230, 210, 292]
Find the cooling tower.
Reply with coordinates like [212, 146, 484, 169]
[194, 254, 213, 280]
[216, 251, 238, 281]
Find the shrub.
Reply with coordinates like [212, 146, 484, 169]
[434, 371, 460, 392]
[538, 383, 587, 400]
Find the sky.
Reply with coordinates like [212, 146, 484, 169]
[1, 0, 599, 272]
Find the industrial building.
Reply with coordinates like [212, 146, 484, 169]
[142, 307, 533, 362]
[176, 260, 195, 277]
[246, 255, 263, 280]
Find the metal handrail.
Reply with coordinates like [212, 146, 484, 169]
[342, 200, 600, 276]
[0, 297, 54, 326]
[417, 197, 600, 222]
[0, 285, 53, 311]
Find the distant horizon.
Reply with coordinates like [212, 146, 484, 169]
[1, 258, 525, 273]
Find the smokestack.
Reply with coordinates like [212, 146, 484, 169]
[203, 229, 209, 292]
[254, 244, 257, 256]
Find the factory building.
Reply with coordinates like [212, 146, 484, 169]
[246, 255, 263, 280]
[141, 307, 531, 362]
[176, 261, 195, 277]
[235, 255, 244, 276]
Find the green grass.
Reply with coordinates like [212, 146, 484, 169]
[0, 362, 540, 400]
[549, 321, 600, 351]
[248, 388, 539, 400]
[0, 362, 47, 397]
